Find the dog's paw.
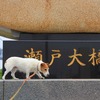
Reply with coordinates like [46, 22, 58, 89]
[2, 77, 5, 80]
[41, 77, 45, 79]
[13, 78, 19, 80]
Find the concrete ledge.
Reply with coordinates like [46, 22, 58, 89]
[3, 79, 100, 100]
[0, 80, 3, 100]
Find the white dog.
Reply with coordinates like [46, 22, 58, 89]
[2, 57, 50, 80]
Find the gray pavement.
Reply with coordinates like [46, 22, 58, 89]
[0, 79, 100, 100]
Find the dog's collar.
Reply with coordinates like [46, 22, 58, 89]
[37, 62, 42, 72]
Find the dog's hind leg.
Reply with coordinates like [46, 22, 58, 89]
[2, 70, 10, 80]
[11, 67, 18, 79]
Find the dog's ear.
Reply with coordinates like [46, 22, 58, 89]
[41, 63, 50, 67]
[46, 63, 50, 67]
[41, 63, 45, 67]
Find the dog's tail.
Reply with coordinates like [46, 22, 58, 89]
[4, 59, 13, 71]
[4, 60, 7, 69]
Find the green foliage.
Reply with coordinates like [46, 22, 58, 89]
[0, 69, 2, 79]
[0, 30, 15, 39]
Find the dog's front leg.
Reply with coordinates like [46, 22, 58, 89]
[26, 72, 30, 79]
[36, 72, 45, 79]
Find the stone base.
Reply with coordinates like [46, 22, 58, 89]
[0, 81, 3, 100]
[1, 79, 100, 100]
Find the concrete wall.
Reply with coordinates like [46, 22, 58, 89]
[0, 81, 3, 100]
[1, 80, 100, 100]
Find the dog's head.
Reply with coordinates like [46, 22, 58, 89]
[40, 63, 50, 77]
